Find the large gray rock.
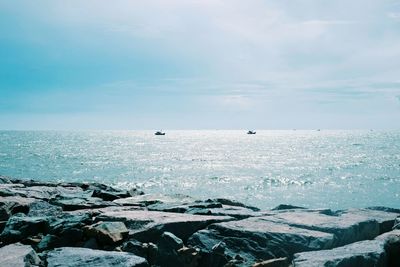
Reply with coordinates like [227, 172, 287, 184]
[94, 207, 233, 242]
[84, 221, 129, 245]
[292, 239, 386, 267]
[260, 209, 382, 246]
[0, 196, 36, 221]
[188, 217, 335, 266]
[46, 247, 148, 267]
[0, 243, 40, 267]
[50, 195, 116, 211]
[0, 213, 50, 244]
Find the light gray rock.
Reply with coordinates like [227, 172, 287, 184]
[0, 243, 40, 267]
[94, 207, 233, 242]
[84, 221, 129, 245]
[260, 209, 381, 246]
[0, 196, 36, 221]
[292, 239, 387, 267]
[46, 247, 148, 267]
[188, 217, 335, 266]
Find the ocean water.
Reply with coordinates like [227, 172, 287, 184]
[0, 130, 399, 210]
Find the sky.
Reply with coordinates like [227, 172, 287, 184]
[0, 0, 400, 130]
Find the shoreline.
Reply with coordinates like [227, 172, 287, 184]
[0, 175, 399, 266]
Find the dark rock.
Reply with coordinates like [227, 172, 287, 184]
[213, 198, 260, 211]
[375, 230, 400, 267]
[188, 217, 334, 265]
[46, 247, 149, 267]
[153, 232, 185, 267]
[50, 196, 116, 211]
[48, 213, 92, 235]
[122, 240, 147, 258]
[0, 176, 11, 184]
[0, 213, 49, 244]
[272, 204, 305, 211]
[177, 246, 201, 267]
[37, 228, 83, 251]
[292, 239, 387, 267]
[84, 237, 99, 249]
[393, 216, 400, 229]
[92, 189, 130, 201]
[0, 243, 41, 266]
[95, 207, 232, 243]
[113, 194, 194, 207]
[84, 221, 129, 245]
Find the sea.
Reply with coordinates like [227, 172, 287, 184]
[0, 130, 399, 210]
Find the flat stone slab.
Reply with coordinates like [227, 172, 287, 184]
[293, 239, 386, 267]
[46, 247, 148, 267]
[260, 209, 386, 246]
[188, 217, 335, 265]
[94, 207, 233, 242]
[0, 243, 40, 267]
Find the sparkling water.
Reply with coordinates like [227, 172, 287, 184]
[0, 130, 399, 210]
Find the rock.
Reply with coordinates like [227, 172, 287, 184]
[375, 230, 400, 266]
[0, 213, 49, 244]
[37, 228, 84, 251]
[122, 240, 147, 258]
[84, 221, 129, 245]
[50, 196, 116, 211]
[252, 257, 288, 267]
[272, 204, 305, 211]
[212, 198, 260, 211]
[95, 207, 232, 242]
[0, 243, 41, 267]
[0, 176, 11, 184]
[260, 209, 382, 246]
[46, 247, 148, 267]
[393, 216, 400, 229]
[188, 217, 334, 265]
[92, 189, 130, 201]
[338, 208, 399, 234]
[27, 200, 63, 217]
[0, 196, 36, 221]
[113, 194, 194, 207]
[177, 246, 201, 267]
[48, 213, 92, 235]
[292, 239, 387, 267]
[153, 232, 185, 267]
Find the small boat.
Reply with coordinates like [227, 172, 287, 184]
[247, 130, 256, 135]
[154, 131, 165, 136]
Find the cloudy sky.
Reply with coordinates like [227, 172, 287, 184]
[1, 0, 400, 129]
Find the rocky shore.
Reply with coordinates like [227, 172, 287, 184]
[0, 175, 399, 267]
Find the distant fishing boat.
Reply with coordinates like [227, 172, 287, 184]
[247, 130, 256, 135]
[154, 131, 165, 136]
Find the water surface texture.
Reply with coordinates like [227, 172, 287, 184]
[1, 130, 399, 210]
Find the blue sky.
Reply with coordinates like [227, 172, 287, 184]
[1, 0, 400, 129]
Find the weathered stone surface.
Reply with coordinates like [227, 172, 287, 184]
[338, 208, 399, 234]
[50, 196, 116, 211]
[375, 230, 400, 267]
[188, 217, 335, 266]
[272, 204, 305, 211]
[95, 207, 233, 242]
[0, 213, 49, 244]
[0, 176, 11, 184]
[46, 247, 148, 267]
[37, 228, 84, 251]
[113, 193, 194, 207]
[260, 209, 381, 246]
[292, 239, 387, 267]
[252, 257, 289, 267]
[84, 221, 129, 245]
[0, 243, 40, 267]
[153, 232, 185, 267]
[27, 200, 63, 217]
[0, 196, 36, 221]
